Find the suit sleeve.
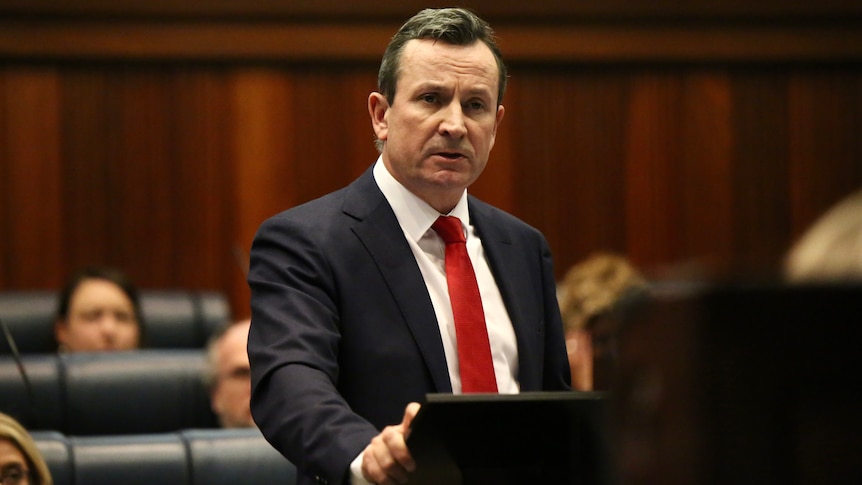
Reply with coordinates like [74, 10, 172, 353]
[539, 233, 573, 391]
[247, 213, 377, 485]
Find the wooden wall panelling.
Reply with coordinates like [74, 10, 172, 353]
[554, 70, 629, 272]
[291, 67, 371, 203]
[506, 67, 631, 276]
[730, 70, 793, 273]
[624, 70, 685, 269]
[787, 69, 862, 241]
[230, 67, 295, 245]
[621, 67, 738, 276]
[2, 1, 862, 21]
[677, 70, 734, 274]
[110, 69, 175, 285]
[230, 68, 297, 318]
[1, 67, 64, 288]
[509, 70, 558, 249]
[226, 66, 382, 317]
[342, 69, 386, 180]
[467, 67, 516, 216]
[58, 66, 241, 308]
[3, 5, 862, 63]
[61, 69, 114, 274]
[0, 72, 5, 286]
[2, 2, 862, 314]
[168, 68, 233, 292]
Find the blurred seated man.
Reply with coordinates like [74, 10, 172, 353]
[558, 252, 647, 390]
[785, 188, 862, 282]
[54, 266, 143, 352]
[206, 319, 255, 428]
[0, 412, 53, 485]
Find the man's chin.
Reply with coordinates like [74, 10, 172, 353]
[426, 167, 477, 187]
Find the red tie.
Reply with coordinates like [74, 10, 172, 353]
[432, 215, 498, 393]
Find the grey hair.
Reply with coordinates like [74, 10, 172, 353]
[203, 319, 237, 390]
[374, 8, 508, 152]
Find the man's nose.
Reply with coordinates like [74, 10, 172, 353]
[438, 101, 467, 138]
[98, 315, 121, 332]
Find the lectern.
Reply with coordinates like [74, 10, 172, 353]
[406, 391, 611, 485]
[613, 282, 862, 485]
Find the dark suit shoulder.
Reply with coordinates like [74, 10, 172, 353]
[262, 189, 346, 228]
[468, 195, 548, 243]
[259, 167, 384, 233]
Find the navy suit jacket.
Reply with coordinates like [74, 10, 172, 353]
[248, 166, 571, 485]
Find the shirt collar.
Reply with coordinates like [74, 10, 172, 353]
[373, 157, 470, 242]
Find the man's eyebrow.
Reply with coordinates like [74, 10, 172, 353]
[414, 81, 446, 92]
[466, 87, 493, 97]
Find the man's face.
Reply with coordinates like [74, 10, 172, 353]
[370, 38, 505, 212]
[211, 322, 254, 428]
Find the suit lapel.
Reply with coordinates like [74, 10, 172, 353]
[469, 198, 542, 390]
[343, 170, 453, 392]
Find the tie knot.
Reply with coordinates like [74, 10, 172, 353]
[432, 216, 466, 244]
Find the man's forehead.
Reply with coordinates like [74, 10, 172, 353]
[405, 39, 495, 66]
[398, 39, 499, 89]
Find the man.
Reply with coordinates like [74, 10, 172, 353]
[206, 319, 255, 428]
[248, 7, 570, 485]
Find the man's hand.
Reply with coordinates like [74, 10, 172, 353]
[360, 402, 421, 484]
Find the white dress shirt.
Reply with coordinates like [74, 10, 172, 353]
[351, 159, 520, 484]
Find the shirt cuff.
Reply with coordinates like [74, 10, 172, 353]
[350, 452, 375, 485]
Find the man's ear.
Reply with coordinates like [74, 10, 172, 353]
[211, 386, 223, 414]
[54, 319, 69, 348]
[368, 92, 390, 142]
[489, 104, 505, 151]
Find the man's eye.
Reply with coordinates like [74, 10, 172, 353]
[223, 367, 251, 381]
[466, 101, 485, 111]
[80, 311, 101, 321]
[231, 367, 251, 379]
[115, 312, 134, 322]
[421, 94, 437, 103]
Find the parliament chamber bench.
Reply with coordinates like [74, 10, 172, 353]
[32, 427, 296, 485]
[0, 349, 218, 434]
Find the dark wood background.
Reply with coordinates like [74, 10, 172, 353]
[2, 1, 861, 319]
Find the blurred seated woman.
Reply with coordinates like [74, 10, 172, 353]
[53, 266, 144, 352]
[0, 412, 53, 485]
[558, 252, 647, 391]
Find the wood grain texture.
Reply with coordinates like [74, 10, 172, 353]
[1, 4, 861, 318]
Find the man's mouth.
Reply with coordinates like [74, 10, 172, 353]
[436, 151, 464, 160]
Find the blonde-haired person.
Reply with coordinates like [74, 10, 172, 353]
[785, 189, 862, 282]
[558, 252, 648, 391]
[0, 412, 52, 485]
